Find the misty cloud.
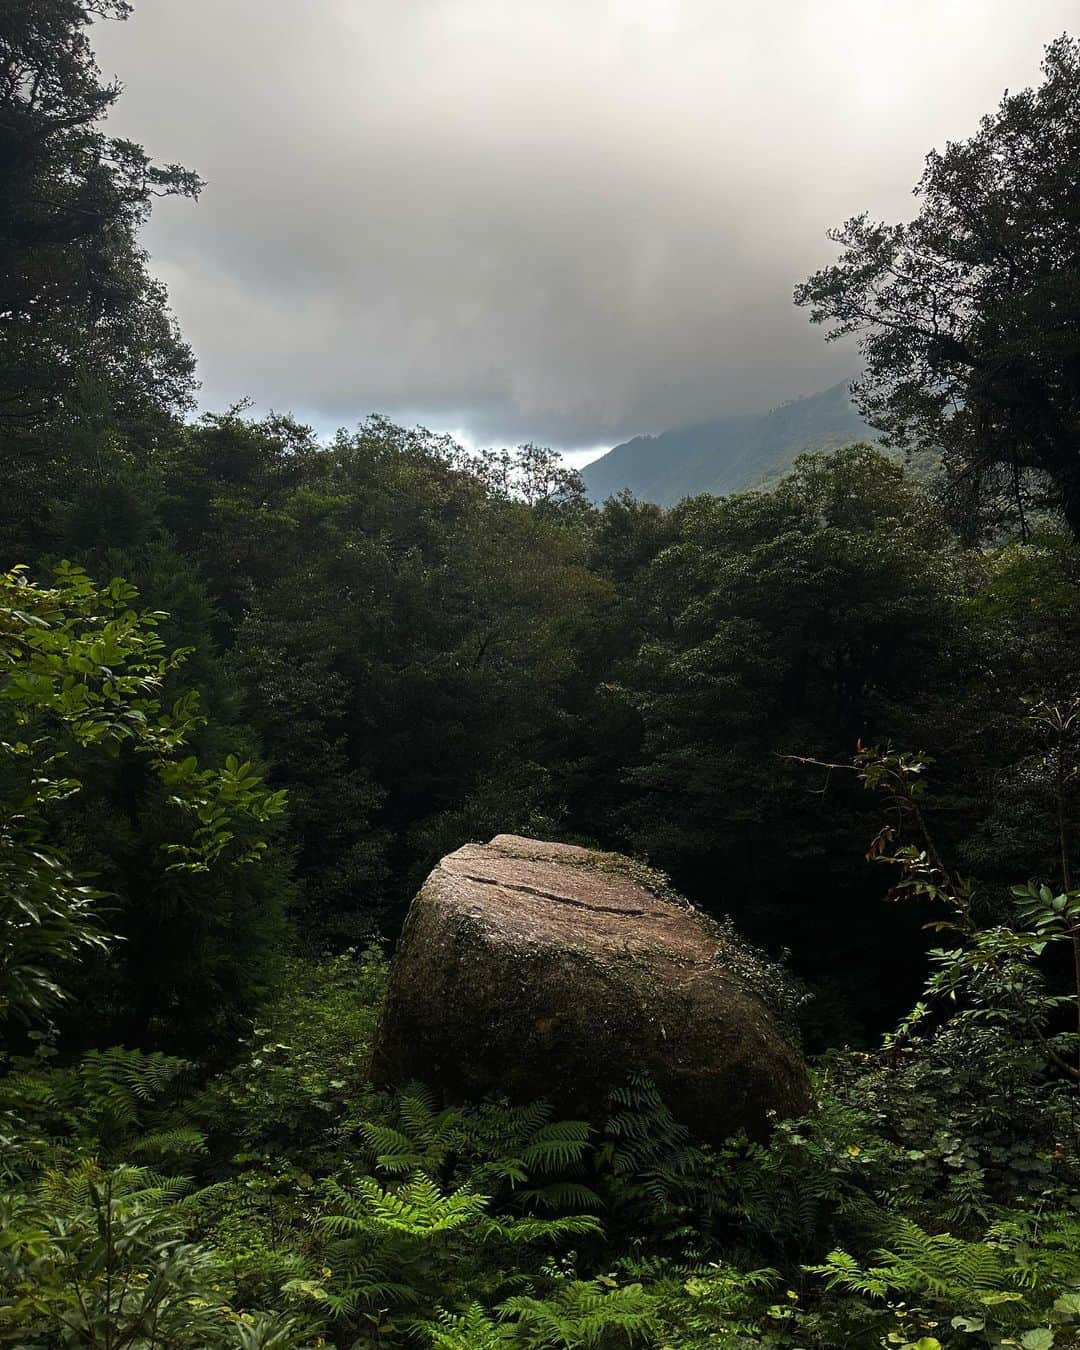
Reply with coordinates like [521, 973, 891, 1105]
[96, 0, 1078, 449]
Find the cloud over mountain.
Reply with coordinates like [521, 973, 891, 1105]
[96, 0, 1079, 447]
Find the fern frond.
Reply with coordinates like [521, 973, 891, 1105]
[499, 1279, 660, 1346]
[520, 1181, 604, 1212]
[426, 1302, 509, 1348]
[500, 1213, 604, 1244]
[129, 1127, 208, 1159]
[361, 1123, 426, 1174]
[520, 1121, 591, 1174]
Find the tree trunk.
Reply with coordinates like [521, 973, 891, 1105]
[1061, 470, 1080, 542]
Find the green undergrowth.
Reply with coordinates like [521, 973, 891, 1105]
[3, 945, 1080, 1349]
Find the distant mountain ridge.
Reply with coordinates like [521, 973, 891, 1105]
[581, 382, 878, 506]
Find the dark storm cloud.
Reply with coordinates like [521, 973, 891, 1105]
[95, 0, 1079, 450]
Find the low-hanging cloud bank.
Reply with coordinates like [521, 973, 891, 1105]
[96, 0, 1078, 449]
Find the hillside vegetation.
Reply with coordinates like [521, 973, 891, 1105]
[581, 382, 877, 505]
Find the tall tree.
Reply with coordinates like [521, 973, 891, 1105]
[0, 0, 201, 426]
[795, 36, 1080, 540]
[0, 0, 201, 556]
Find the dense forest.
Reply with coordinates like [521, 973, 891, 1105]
[3, 4, 1080, 1346]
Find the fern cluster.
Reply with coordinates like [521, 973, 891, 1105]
[811, 1212, 1080, 1346]
[5, 940, 1080, 1349]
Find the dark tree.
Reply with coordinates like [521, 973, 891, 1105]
[795, 36, 1080, 540]
[0, 0, 202, 431]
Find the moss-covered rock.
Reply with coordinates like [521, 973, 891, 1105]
[373, 835, 810, 1141]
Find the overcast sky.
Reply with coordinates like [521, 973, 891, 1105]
[95, 0, 1078, 461]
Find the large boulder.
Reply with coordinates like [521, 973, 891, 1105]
[373, 835, 810, 1141]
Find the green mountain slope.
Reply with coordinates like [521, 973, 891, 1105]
[582, 381, 878, 505]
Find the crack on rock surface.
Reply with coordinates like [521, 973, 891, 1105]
[451, 869, 651, 916]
